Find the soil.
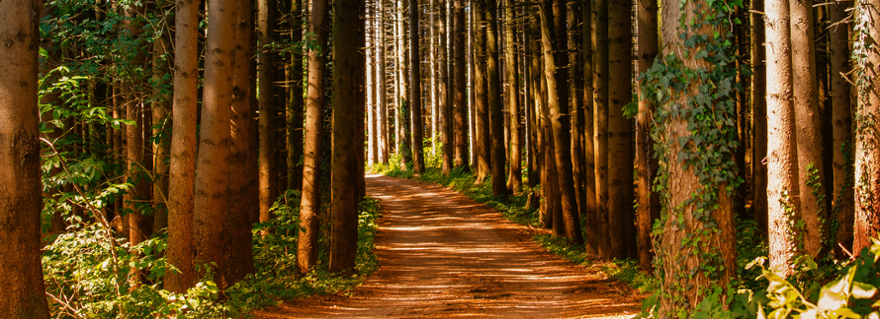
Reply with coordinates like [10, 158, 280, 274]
[252, 174, 642, 318]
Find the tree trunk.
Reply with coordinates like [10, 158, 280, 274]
[377, 0, 390, 164]
[538, 2, 584, 245]
[766, 0, 801, 277]
[0, 0, 51, 314]
[165, 0, 200, 293]
[655, 0, 738, 313]
[487, 0, 508, 196]
[225, 0, 256, 287]
[329, 0, 365, 274]
[505, 0, 522, 191]
[853, 0, 880, 256]
[607, 0, 635, 258]
[152, 30, 171, 232]
[439, 0, 453, 174]
[581, 0, 598, 254]
[829, 0, 854, 259]
[398, 0, 413, 168]
[636, 0, 659, 272]
[193, 0, 236, 285]
[592, 0, 611, 257]
[410, 0, 426, 173]
[567, 1, 586, 229]
[474, 0, 491, 181]
[453, 0, 470, 170]
[288, 0, 304, 190]
[258, 0, 278, 230]
[790, 0, 826, 257]
[751, 0, 769, 236]
[298, 0, 328, 274]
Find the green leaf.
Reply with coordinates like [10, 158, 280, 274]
[851, 281, 877, 299]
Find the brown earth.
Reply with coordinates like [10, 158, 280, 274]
[253, 174, 642, 318]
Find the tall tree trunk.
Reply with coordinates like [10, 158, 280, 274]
[329, 0, 366, 274]
[225, 0, 256, 287]
[487, 0, 508, 196]
[505, 0, 522, 191]
[258, 0, 278, 230]
[592, 0, 611, 257]
[474, 0, 491, 181]
[439, 0, 453, 174]
[636, 0, 659, 272]
[830, 0, 854, 259]
[655, 0, 738, 313]
[378, 0, 390, 163]
[152, 30, 171, 232]
[790, 0, 826, 257]
[367, 6, 377, 167]
[193, 0, 236, 285]
[0, 0, 51, 314]
[581, 0, 598, 254]
[538, 1, 584, 245]
[751, 0, 769, 236]
[607, 0, 636, 258]
[288, 0, 304, 190]
[410, 0, 426, 173]
[453, 0, 470, 170]
[298, 0, 328, 274]
[165, 0, 200, 293]
[398, 0, 413, 168]
[766, 0, 801, 277]
[567, 0, 586, 228]
[853, 0, 880, 256]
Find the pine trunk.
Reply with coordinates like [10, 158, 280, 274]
[853, 0, 880, 256]
[829, 0, 854, 259]
[636, 0, 659, 271]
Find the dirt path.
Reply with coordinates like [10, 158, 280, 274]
[253, 174, 641, 318]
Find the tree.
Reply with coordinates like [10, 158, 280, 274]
[853, 0, 880, 256]
[288, 0, 305, 190]
[591, 0, 611, 257]
[409, 0, 426, 173]
[505, 0, 521, 191]
[439, 0, 453, 174]
[580, 0, 598, 254]
[193, 0, 236, 281]
[0, 0, 51, 315]
[790, 0, 826, 257]
[766, 0, 800, 277]
[377, 0, 390, 164]
[453, 0, 470, 170]
[258, 0, 278, 229]
[636, 0, 660, 271]
[474, 0, 491, 181]
[397, 0, 413, 168]
[607, 0, 636, 258]
[329, 0, 366, 274]
[538, 0, 584, 245]
[165, 0, 201, 293]
[298, 0, 329, 274]
[487, 0, 508, 196]
[829, 0, 853, 259]
[751, 0, 768, 235]
[648, 0, 738, 312]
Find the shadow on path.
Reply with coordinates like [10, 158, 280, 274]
[253, 174, 640, 318]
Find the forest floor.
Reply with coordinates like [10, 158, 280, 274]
[252, 174, 642, 318]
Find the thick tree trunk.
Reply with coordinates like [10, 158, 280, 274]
[636, 0, 659, 272]
[854, 0, 880, 256]
[487, 0, 508, 196]
[581, 0, 598, 254]
[474, 0, 491, 181]
[751, 0, 769, 236]
[329, 0, 365, 274]
[288, 0, 304, 190]
[225, 0, 256, 287]
[505, 0, 521, 191]
[258, 0, 278, 230]
[453, 0, 470, 170]
[298, 0, 328, 274]
[766, 0, 801, 277]
[592, 0, 611, 257]
[790, 0, 826, 257]
[410, 0, 426, 173]
[607, 0, 636, 258]
[829, 0, 854, 259]
[0, 0, 51, 314]
[165, 0, 200, 293]
[193, 0, 236, 285]
[538, 2, 584, 245]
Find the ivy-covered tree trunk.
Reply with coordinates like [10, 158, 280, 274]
[453, 0, 470, 170]
[0, 0, 51, 315]
[853, 0, 880, 256]
[298, 0, 328, 274]
[193, 0, 237, 285]
[790, 0, 827, 258]
[649, 0, 738, 313]
[592, 0, 611, 257]
[829, 0, 854, 259]
[636, 0, 659, 272]
[329, 0, 365, 274]
[165, 0, 200, 293]
[766, 0, 801, 277]
[607, 0, 635, 259]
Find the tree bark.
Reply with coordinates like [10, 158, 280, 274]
[853, 0, 880, 256]
[453, 0, 470, 170]
[288, 0, 305, 190]
[607, 0, 636, 258]
[258, 0, 278, 231]
[152, 29, 171, 232]
[504, 0, 522, 191]
[398, 0, 413, 168]
[567, 0, 586, 229]
[829, 0, 854, 259]
[592, 0, 611, 257]
[0, 0, 51, 314]
[487, 0, 508, 196]
[766, 0, 801, 277]
[751, 0, 769, 236]
[439, 0, 453, 174]
[636, 0, 659, 272]
[410, 0, 426, 173]
[474, 0, 491, 181]
[298, 0, 328, 274]
[580, 0, 597, 254]
[329, 0, 365, 274]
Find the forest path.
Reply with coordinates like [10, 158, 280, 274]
[253, 174, 640, 318]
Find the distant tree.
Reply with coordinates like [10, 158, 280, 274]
[453, 0, 470, 170]
[0, 0, 51, 315]
[439, 0, 453, 174]
[409, 0, 426, 173]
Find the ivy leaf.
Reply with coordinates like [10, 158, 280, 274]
[851, 281, 877, 299]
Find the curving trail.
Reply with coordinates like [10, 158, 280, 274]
[253, 174, 640, 318]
